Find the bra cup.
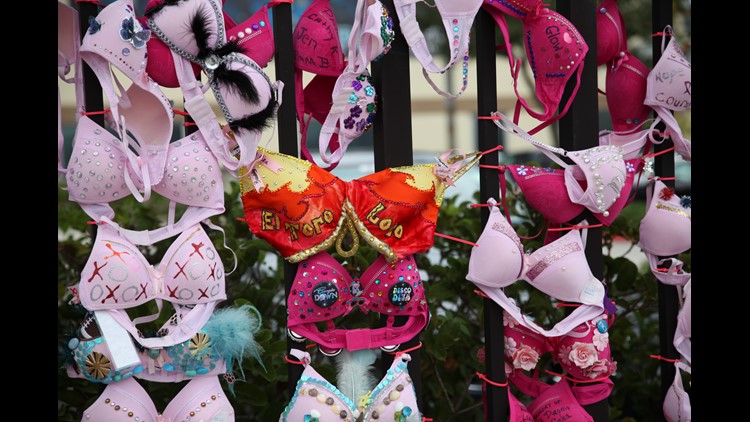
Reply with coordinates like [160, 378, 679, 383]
[524, 231, 605, 306]
[162, 377, 233, 421]
[219, 57, 274, 123]
[358, 1, 393, 64]
[292, 0, 346, 77]
[596, 0, 627, 66]
[662, 363, 691, 422]
[564, 146, 626, 215]
[506, 164, 584, 225]
[149, 0, 220, 58]
[466, 208, 523, 288]
[66, 116, 145, 205]
[605, 53, 652, 133]
[152, 133, 225, 209]
[645, 35, 692, 112]
[527, 379, 594, 422]
[81, 378, 159, 421]
[638, 180, 691, 256]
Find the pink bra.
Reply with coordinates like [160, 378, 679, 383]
[663, 361, 691, 422]
[280, 349, 421, 421]
[484, 3, 589, 134]
[81, 376, 234, 421]
[645, 26, 692, 162]
[314, 0, 394, 169]
[467, 199, 613, 338]
[638, 179, 691, 258]
[79, 0, 175, 186]
[143, 0, 275, 88]
[78, 223, 227, 312]
[145, 0, 279, 172]
[605, 51, 653, 133]
[286, 252, 428, 352]
[596, 0, 627, 66]
[58, 1, 83, 174]
[393, 0, 483, 98]
[492, 111, 628, 219]
[467, 198, 606, 307]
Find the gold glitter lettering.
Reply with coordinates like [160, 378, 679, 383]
[367, 202, 387, 225]
[261, 210, 279, 231]
[378, 218, 393, 231]
[656, 202, 691, 220]
[285, 222, 300, 241]
[323, 209, 334, 224]
[302, 223, 314, 237]
[311, 215, 326, 235]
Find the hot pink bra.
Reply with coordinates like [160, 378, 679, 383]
[286, 252, 427, 352]
[81, 376, 234, 421]
[280, 349, 421, 421]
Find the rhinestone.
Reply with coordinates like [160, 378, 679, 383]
[93, 151, 99, 157]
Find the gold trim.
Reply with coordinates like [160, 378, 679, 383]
[286, 211, 347, 263]
[335, 216, 360, 257]
[656, 202, 691, 220]
[344, 199, 398, 263]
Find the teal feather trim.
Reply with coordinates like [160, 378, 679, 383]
[335, 349, 378, 404]
[202, 304, 265, 389]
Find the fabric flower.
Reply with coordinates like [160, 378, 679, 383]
[352, 80, 363, 91]
[503, 312, 517, 328]
[366, 102, 377, 113]
[348, 93, 359, 104]
[365, 86, 375, 97]
[680, 195, 691, 208]
[592, 331, 609, 352]
[626, 162, 635, 173]
[343, 116, 355, 129]
[581, 359, 617, 379]
[516, 165, 528, 176]
[511, 345, 540, 371]
[356, 119, 368, 132]
[568, 342, 598, 368]
[504, 337, 517, 357]
[659, 187, 675, 200]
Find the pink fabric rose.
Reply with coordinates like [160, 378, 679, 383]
[568, 342, 598, 368]
[581, 359, 617, 379]
[512, 345, 540, 371]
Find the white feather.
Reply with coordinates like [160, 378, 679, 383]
[335, 348, 378, 403]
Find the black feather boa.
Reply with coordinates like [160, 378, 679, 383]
[229, 97, 277, 134]
[144, 0, 184, 17]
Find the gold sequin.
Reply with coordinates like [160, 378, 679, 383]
[656, 202, 691, 220]
[287, 212, 347, 263]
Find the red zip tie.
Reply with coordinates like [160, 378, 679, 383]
[479, 145, 504, 156]
[183, 122, 197, 127]
[284, 354, 306, 365]
[468, 202, 499, 209]
[76, 0, 100, 4]
[479, 164, 506, 171]
[650, 354, 681, 363]
[642, 145, 676, 159]
[547, 223, 603, 232]
[555, 302, 581, 308]
[174, 110, 190, 116]
[388, 342, 424, 358]
[86, 221, 106, 225]
[434, 232, 478, 247]
[477, 115, 500, 120]
[422, 418, 434, 422]
[544, 369, 612, 384]
[648, 176, 676, 181]
[236, 218, 245, 222]
[473, 289, 490, 298]
[476, 371, 508, 387]
[81, 109, 110, 116]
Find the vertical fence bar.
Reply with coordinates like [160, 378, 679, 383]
[651, 0, 680, 403]
[371, 0, 421, 408]
[272, 2, 304, 395]
[475, 8, 507, 422]
[556, 1, 608, 420]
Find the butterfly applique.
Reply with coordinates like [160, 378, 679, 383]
[119, 16, 150, 49]
[88, 16, 102, 35]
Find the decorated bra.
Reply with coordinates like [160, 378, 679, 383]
[79, 0, 175, 186]
[66, 305, 263, 384]
[491, 111, 629, 220]
[638, 178, 691, 285]
[483, 1, 589, 134]
[76, 219, 235, 349]
[239, 148, 479, 263]
[280, 349, 421, 422]
[314, 0, 394, 169]
[663, 361, 691, 422]
[645, 26, 692, 162]
[393, 0, 483, 99]
[293, 0, 394, 170]
[58, 1, 83, 174]
[145, 0, 279, 172]
[467, 198, 615, 338]
[605, 51, 653, 133]
[143, 0, 275, 88]
[80, 376, 234, 421]
[286, 252, 427, 352]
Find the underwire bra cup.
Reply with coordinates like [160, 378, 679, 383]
[564, 146, 627, 217]
[466, 199, 524, 288]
